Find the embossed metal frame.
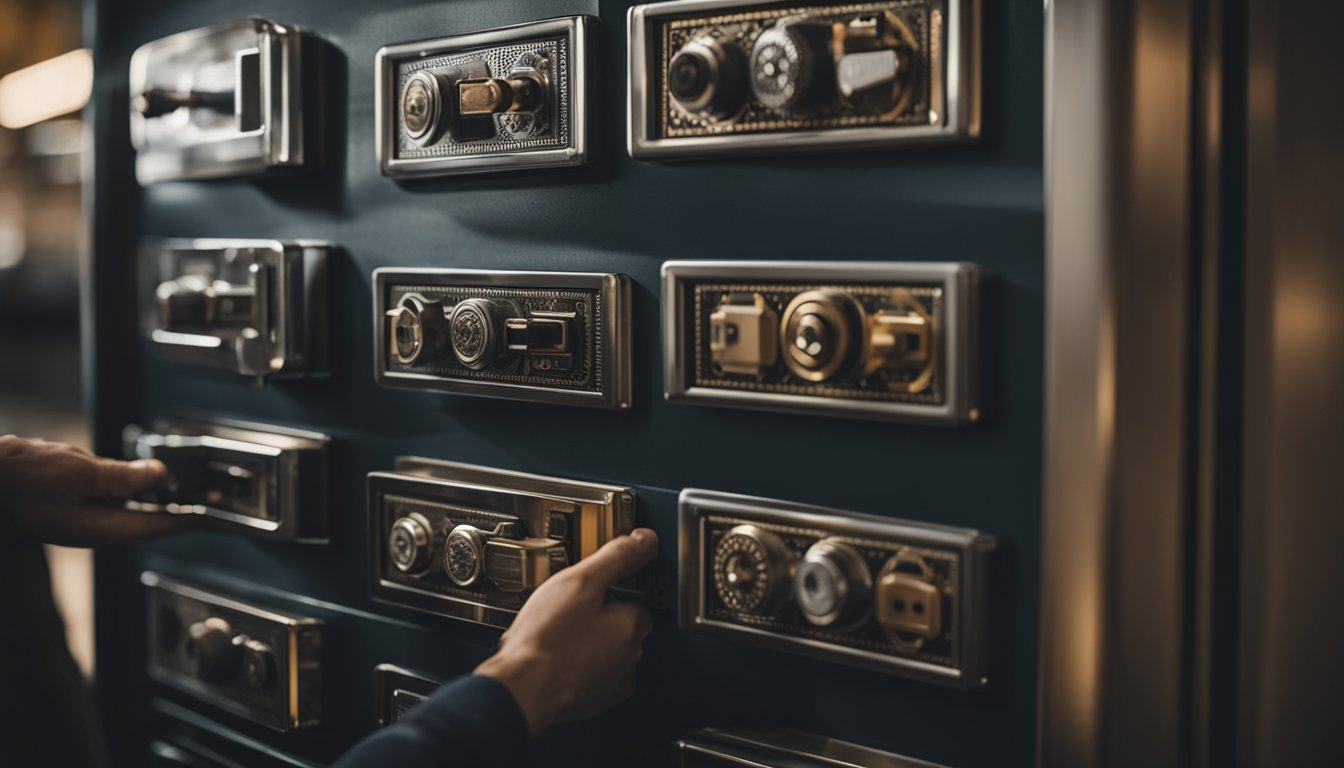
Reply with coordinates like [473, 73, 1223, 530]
[147, 238, 330, 382]
[375, 16, 593, 177]
[368, 457, 637, 628]
[679, 488, 993, 687]
[373, 268, 632, 409]
[124, 416, 330, 542]
[143, 572, 323, 731]
[628, 0, 981, 160]
[663, 260, 980, 424]
[675, 728, 951, 768]
[129, 17, 315, 183]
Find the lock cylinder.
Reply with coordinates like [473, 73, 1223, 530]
[388, 512, 439, 576]
[794, 539, 873, 629]
[668, 34, 749, 120]
[779, 290, 865, 383]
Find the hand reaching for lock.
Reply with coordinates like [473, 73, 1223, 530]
[0, 436, 200, 546]
[475, 528, 658, 736]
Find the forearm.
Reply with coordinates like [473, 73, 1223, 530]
[332, 674, 530, 768]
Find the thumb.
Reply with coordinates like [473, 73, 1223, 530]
[86, 456, 167, 500]
[570, 528, 658, 591]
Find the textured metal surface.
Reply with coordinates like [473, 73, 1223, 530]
[87, 0, 1044, 766]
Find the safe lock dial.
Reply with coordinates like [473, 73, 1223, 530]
[388, 294, 574, 371]
[748, 22, 835, 113]
[388, 512, 439, 576]
[793, 539, 873, 629]
[669, 33, 748, 120]
[712, 524, 796, 616]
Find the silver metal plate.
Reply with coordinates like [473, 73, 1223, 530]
[679, 488, 993, 687]
[375, 16, 593, 177]
[369, 457, 637, 628]
[144, 573, 322, 731]
[125, 416, 329, 542]
[675, 728, 951, 768]
[628, 0, 980, 159]
[663, 260, 980, 424]
[145, 239, 329, 381]
[373, 268, 632, 409]
[129, 17, 317, 183]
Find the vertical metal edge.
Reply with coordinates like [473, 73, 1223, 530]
[373, 46, 393, 176]
[1040, 0, 1197, 765]
[627, 5, 651, 158]
[371, 267, 390, 388]
[661, 261, 686, 401]
[569, 15, 592, 165]
[605, 273, 633, 410]
[676, 489, 702, 632]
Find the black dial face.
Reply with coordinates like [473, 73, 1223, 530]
[669, 49, 712, 103]
[749, 30, 803, 110]
[713, 531, 774, 614]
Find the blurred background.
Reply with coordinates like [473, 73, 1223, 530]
[0, 0, 94, 677]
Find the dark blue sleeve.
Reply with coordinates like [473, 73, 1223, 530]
[333, 674, 530, 768]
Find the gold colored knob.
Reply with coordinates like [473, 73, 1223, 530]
[458, 76, 543, 116]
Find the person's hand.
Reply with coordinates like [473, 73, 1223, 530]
[475, 528, 658, 736]
[0, 435, 196, 546]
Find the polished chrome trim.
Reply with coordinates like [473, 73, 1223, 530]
[628, 0, 980, 160]
[375, 16, 592, 178]
[148, 238, 330, 382]
[130, 17, 311, 183]
[373, 268, 632, 409]
[374, 664, 443, 726]
[125, 416, 330, 542]
[679, 489, 993, 687]
[675, 728, 951, 767]
[368, 457, 637, 628]
[662, 260, 979, 424]
[143, 572, 322, 731]
[1040, 0, 1196, 764]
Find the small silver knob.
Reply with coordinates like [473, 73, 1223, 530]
[389, 513, 436, 575]
[794, 539, 872, 629]
[445, 525, 487, 587]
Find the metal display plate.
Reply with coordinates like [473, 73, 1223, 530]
[146, 239, 329, 382]
[628, 0, 980, 159]
[374, 665, 443, 726]
[373, 268, 632, 409]
[679, 489, 993, 687]
[144, 573, 322, 732]
[369, 457, 637, 628]
[663, 261, 980, 424]
[375, 16, 593, 177]
[129, 17, 319, 183]
[675, 729, 950, 767]
[124, 416, 330, 542]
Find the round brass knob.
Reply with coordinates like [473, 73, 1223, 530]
[794, 539, 872, 629]
[388, 513, 436, 575]
[712, 524, 795, 616]
[184, 617, 240, 685]
[779, 290, 864, 382]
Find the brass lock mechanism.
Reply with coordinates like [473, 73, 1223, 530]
[666, 261, 976, 424]
[399, 51, 549, 147]
[370, 457, 639, 628]
[386, 293, 575, 372]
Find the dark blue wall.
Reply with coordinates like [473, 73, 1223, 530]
[88, 1, 1044, 765]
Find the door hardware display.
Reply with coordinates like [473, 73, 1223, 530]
[375, 665, 443, 726]
[680, 489, 993, 687]
[144, 573, 322, 731]
[369, 457, 638, 628]
[130, 17, 321, 183]
[376, 16, 593, 177]
[374, 268, 632, 409]
[663, 261, 980, 424]
[629, 0, 980, 159]
[147, 239, 328, 381]
[675, 728, 948, 767]
[124, 417, 329, 542]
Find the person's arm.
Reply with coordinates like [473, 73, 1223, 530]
[0, 435, 192, 545]
[333, 529, 659, 768]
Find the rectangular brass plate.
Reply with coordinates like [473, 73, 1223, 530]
[144, 573, 322, 731]
[629, 0, 980, 159]
[679, 489, 993, 687]
[376, 16, 592, 177]
[663, 261, 980, 424]
[373, 268, 632, 409]
[368, 457, 637, 628]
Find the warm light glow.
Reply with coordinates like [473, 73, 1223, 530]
[0, 49, 93, 129]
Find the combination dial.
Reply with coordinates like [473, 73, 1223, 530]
[748, 23, 835, 113]
[444, 525, 487, 587]
[712, 524, 795, 615]
[388, 512, 439, 576]
[668, 33, 748, 120]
